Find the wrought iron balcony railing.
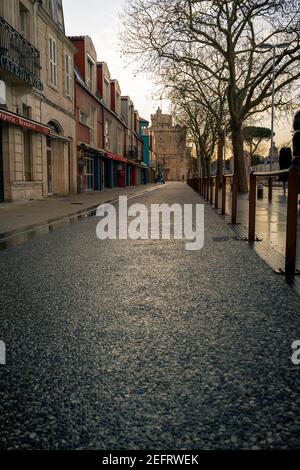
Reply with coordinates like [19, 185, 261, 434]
[0, 16, 42, 85]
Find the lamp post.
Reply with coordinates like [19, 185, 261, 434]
[257, 42, 290, 171]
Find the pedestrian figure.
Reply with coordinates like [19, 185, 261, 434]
[292, 111, 300, 201]
[292, 111, 300, 169]
[278, 147, 292, 195]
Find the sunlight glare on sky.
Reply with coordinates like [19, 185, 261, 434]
[63, 0, 294, 146]
[63, 0, 168, 122]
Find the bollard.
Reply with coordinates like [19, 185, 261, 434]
[257, 184, 263, 199]
[222, 175, 226, 215]
[215, 176, 219, 210]
[210, 177, 214, 204]
[231, 174, 238, 224]
[248, 172, 257, 243]
[268, 177, 273, 202]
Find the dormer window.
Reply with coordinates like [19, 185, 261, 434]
[87, 56, 94, 91]
[104, 77, 110, 106]
[19, 2, 29, 39]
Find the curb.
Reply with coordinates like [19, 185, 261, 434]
[0, 185, 165, 251]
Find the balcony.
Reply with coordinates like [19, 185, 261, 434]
[126, 148, 138, 160]
[0, 16, 43, 90]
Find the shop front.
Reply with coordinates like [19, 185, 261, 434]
[139, 163, 148, 185]
[129, 163, 137, 186]
[0, 109, 50, 201]
[105, 151, 128, 188]
[77, 144, 103, 193]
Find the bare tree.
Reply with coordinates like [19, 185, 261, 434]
[162, 60, 230, 184]
[121, 0, 300, 191]
[170, 88, 218, 178]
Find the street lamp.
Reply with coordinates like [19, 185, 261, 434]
[257, 42, 290, 171]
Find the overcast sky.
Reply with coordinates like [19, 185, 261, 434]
[63, 0, 168, 122]
[63, 0, 294, 147]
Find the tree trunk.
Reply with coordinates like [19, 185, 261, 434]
[231, 123, 248, 192]
[217, 132, 224, 186]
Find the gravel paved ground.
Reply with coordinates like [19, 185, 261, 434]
[1, 182, 300, 450]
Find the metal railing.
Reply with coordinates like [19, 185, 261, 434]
[188, 168, 300, 275]
[0, 16, 41, 77]
[249, 167, 300, 276]
[188, 174, 238, 225]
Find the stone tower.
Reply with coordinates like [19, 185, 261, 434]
[150, 108, 189, 181]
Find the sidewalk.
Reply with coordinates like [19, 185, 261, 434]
[0, 184, 159, 237]
[218, 186, 300, 272]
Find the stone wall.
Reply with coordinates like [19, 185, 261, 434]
[151, 108, 189, 181]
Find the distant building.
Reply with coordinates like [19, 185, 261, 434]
[150, 108, 189, 181]
[138, 117, 157, 183]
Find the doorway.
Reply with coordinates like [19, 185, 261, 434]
[46, 136, 53, 194]
[0, 122, 4, 202]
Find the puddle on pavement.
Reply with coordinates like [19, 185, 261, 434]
[0, 208, 98, 251]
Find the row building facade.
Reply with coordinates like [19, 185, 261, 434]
[0, 1, 155, 203]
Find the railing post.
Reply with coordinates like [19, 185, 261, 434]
[215, 176, 219, 209]
[210, 177, 214, 204]
[248, 172, 257, 243]
[231, 174, 238, 224]
[285, 167, 299, 276]
[221, 175, 226, 215]
[268, 177, 273, 202]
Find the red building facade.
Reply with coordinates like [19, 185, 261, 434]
[70, 35, 149, 193]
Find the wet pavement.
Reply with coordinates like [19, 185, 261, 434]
[0, 184, 158, 235]
[218, 184, 300, 272]
[1, 182, 300, 450]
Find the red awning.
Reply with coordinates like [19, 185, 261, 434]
[0, 109, 51, 135]
[105, 151, 128, 164]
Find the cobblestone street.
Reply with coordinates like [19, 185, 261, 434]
[1, 182, 300, 450]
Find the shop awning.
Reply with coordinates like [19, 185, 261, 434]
[105, 151, 128, 164]
[78, 143, 105, 155]
[0, 109, 50, 135]
[127, 159, 139, 166]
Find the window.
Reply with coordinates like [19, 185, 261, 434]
[87, 58, 94, 91]
[84, 155, 94, 190]
[56, 2, 65, 31]
[19, 3, 29, 39]
[90, 108, 96, 143]
[104, 120, 111, 150]
[21, 103, 32, 182]
[79, 111, 89, 125]
[104, 78, 110, 105]
[22, 104, 31, 119]
[23, 130, 32, 182]
[49, 37, 57, 87]
[65, 54, 72, 97]
[116, 92, 120, 115]
[116, 128, 122, 155]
